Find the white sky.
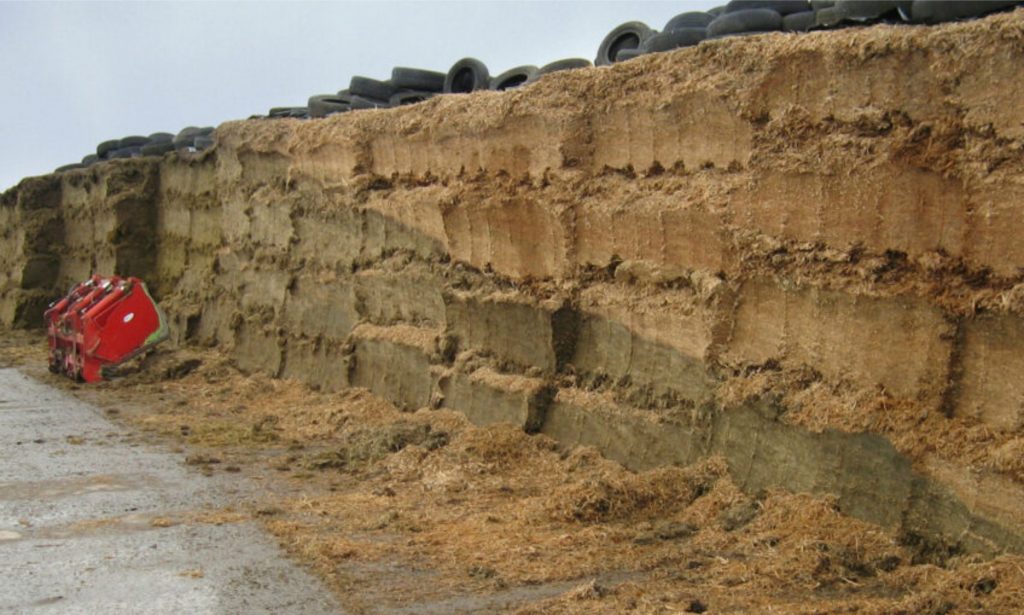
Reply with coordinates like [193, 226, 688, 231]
[0, 1, 717, 193]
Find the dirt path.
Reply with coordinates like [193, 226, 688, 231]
[0, 368, 343, 614]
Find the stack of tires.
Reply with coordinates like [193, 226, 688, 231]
[595, 0, 1022, 64]
[268, 107, 310, 119]
[171, 126, 215, 152]
[298, 55, 594, 121]
[55, 0, 1022, 174]
[56, 127, 215, 173]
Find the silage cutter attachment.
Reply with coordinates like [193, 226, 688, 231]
[44, 275, 169, 382]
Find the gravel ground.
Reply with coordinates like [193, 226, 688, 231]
[0, 368, 344, 615]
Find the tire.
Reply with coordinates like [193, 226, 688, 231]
[341, 94, 388, 110]
[709, 30, 780, 39]
[595, 21, 655, 66]
[615, 48, 644, 62]
[314, 102, 351, 117]
[815, 6, 843, 25]
[110, 147, 139, 159]
[708, 5, 727, 16]
[173, 126, 201, 148]
[538, 58, 592, 75]
[118, 135, 150, 148]
[96, 139, 120, 158]
[148, 132, 174, 143]
[309, 94, 351, 118]
[82, 154, 99, 166]
[783, 10, 818, 30]
[910, 0, 1018, 23]
[350, 76, 398, 101]
[490, 65, 538, 91]
[391, 67, 447, 92]
[194, 135, 215, 150]
[725, 0, 811, 15]
[810, 0, 835, 8]
[641, 27, 707, 52]
[664, 11, 715, 30]
[269, 107, 308, 118]
[708, 8, 783, 35]
[55, 163, 85, 173]
[444, 57, 490, 93]
[390, 90, 434, 106]
[833, 0, 900, 21]
[140, 141, 176, 156]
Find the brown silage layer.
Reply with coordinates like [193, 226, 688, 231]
[4, 337, 1022, 614]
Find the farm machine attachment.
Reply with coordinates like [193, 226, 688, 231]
[44, 275, 168, 383]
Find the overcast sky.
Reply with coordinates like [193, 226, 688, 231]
[0, 1, 718, 193]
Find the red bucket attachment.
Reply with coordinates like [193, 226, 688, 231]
[45, 275, 169, 382]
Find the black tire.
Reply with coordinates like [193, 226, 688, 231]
[538, 58, 592, 75]
[148, 132, 174, 143]
[615, 49, 644, 62]
[140, 141, 176, 156]
[346, 94, 388, 110]
[810, 0, 835, 8]
[309, 93, 344, 104]
[664, 11, 715, 30]
[833, 0, 900, 21]
[194, 135, 215, 150]
[490, 65, 538, 91]
[783, 10, 818, 30]
[96, 139, 120, 158]
[595, 21, 655, 66]
[110, 147, 139, 159]
[815, 6, 843, 25]
[910, 0, 1018, 23]
[708, 8, 783, 35]
[708, 30, 780, 39]
[391, 67, 447, 92]
[173, 126, 201, 148]
[118, 135, 150, 148]
[349, 76, 398, 101]
[444, 57, 490, 93]
[82, 154, 99, 166]
[641, 27, 707, 52]
[708, 5, 727, 16]
[725, 0, 811, 15]
[197, 126, 215, 135]
[269, 107, 308, 118]
[315, 102, 351, 117]
[55, 163, 85, 173]
[309, 94, 351, 118]
[390, 90, 435, 106]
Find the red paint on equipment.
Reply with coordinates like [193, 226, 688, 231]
[44, 275, 169, 382]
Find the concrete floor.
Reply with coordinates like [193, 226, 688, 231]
[0, 368, 344, 614]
